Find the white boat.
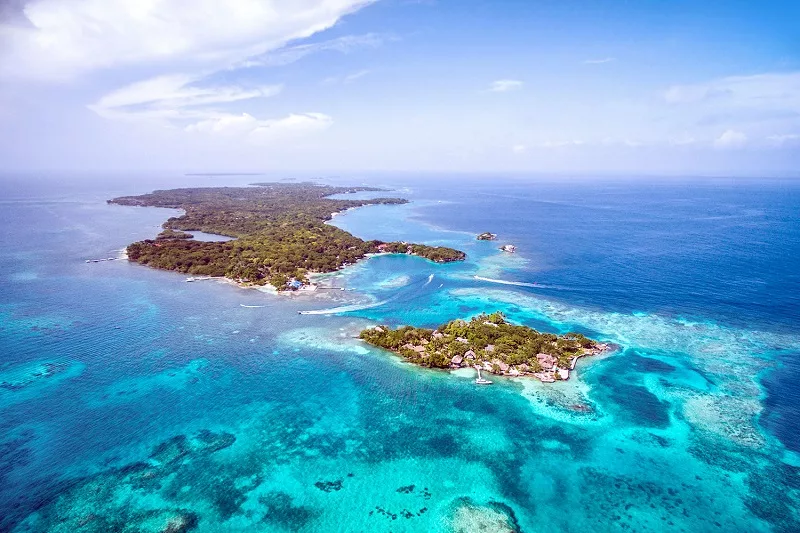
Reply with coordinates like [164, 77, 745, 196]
[475, 368, 493, 385]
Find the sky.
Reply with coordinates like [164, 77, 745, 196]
[0, 0, 798, 176]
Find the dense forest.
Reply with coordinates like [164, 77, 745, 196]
[360, 312, 603, 381]
[111, 183, 465, 289]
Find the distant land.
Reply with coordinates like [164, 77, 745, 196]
[184, 172, 266, 176]
[109, 183, 465, 290]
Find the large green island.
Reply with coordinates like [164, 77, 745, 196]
[109, 183, 465, 289]
[360, 312, 608, 382]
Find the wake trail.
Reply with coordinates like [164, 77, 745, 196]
[473, 275, 572, 291]
[298, 299, 392, 315]
[300, 272, 433, 315]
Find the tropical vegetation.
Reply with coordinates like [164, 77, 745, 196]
[111, 183, 465, 289]
[359, 312, 600, 377]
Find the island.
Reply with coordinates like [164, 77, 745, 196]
[477, 232, 497, 241]
[109, 183, 465, 290]
[359, 312, 607, 382]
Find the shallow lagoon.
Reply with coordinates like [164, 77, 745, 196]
[1, 175, 799, 532]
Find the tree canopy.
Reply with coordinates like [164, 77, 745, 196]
[360, 312, 599, 377]
[111, 183, 465, 289]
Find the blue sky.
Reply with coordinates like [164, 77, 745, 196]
[0, 0, 798, 175]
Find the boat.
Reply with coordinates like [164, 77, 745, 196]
[475, 368, 493, 385]
[500, 244, 516, 253]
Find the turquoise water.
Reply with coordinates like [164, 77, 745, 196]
[1, 175, 799, 532]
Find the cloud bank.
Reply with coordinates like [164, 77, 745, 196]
[1, 0, 374, 143]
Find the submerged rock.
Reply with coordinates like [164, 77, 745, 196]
[447, 497, 522, 533]
[149, 435, 191, 465]
[192, 429, 236, 454]
[314, 479, 344, 492]
[161, 512, 199, 533]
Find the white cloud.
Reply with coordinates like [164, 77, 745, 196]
[669, 134, 697, 146]
[713, 129, 747, 149]
[87, 74, 284, 129]
[657, 72, 800, 150]
[511, 144, 526, 154]
[186, 112, 333, 144]
[185, 113, 262, 136]
[541, 139, 585, 148]
[489, 79, 523, 92]
[663, 72, 800, 109]
[321, 69, 371, 86]
[237, 33, 386, 69]
[344, 70, 371, 83]
[1, 0, 376, 81]
[90, 74, 282, 119]
[251, 112, 333, 142]
[766, 133, 800, 146]
[1, 0, 375, 144]
[584, 57, 615, 64]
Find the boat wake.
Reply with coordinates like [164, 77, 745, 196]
[298, 299, 392, 315]
[300, 272, 434, 316]
[240, 304, 265, 308]
[474, 275, 542, 288]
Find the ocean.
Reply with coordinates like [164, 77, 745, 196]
[1, 173, 798, 532]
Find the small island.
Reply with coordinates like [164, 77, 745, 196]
[477, 232, 497, 241]
[109, 183, 465, 290]
[359, 312, 607, 382]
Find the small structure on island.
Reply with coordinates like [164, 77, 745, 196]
[287, 279, 304, 290]
[464, 350, 476, 360]
[500, 244, 517, 253]
[537, 353, 557, 370]
[450, 354, 464, 367]
[493, 359, 510, 373]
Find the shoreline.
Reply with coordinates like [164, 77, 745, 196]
[359, 315, 612, 384]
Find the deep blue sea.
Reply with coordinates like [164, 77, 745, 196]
[1, 173, 799, 532]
